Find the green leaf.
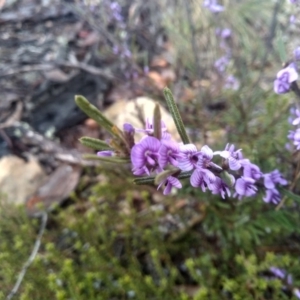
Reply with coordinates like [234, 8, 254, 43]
[79, 137, 112, 151]
[163, 87, 190, 144]
[83, 154, 130, 164]
[133, 170, 192, 186]
[75, 95, 119, 137]
[280, 188, 300, 204]
[153, 103, 162, 140]
[154, 168, 180, 185]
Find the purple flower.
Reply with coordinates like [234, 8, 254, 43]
[210, 177, 231, 199]
[263, 188, 282, 204]
[235, 177, 257, 199]
[274, 64, 298, 94]
[224, 75, 240, 90]
[269, 267, 293, 285]
[263, 170, 287, 189]
[290, 108, 300, 125]
[97, 150, 114, 157]
[157, 176, 182, 195]
[137, 118, 171, 140]
[131, 136, 161, 175]
[243, 163, 262, 181]
[196, 145, 214, 168]
[290, 15, 296, 24]
[294, 289, 300, 299]
[294, 47, 300, 61]
[190, 168, 216, 192]
[178, 144, 201, 171]
[214, 143, 245, 171]
[158, 140, 182, 168]
[288, 128, 300, 149]
[215, 28, 231, 39]
[203, 0, 224, 13]
[214, 55, 230, 73]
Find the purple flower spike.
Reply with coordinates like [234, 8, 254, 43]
[131, 136, 161, 175]
[97, 150, 114, 157]
[178, 144, 200, 171]
[158, 176, 182, 195]
[274, 64, 298, 94]
[190, 168, 216, 192]
[263, 170, 287, 189]
[158, 140, 182, 168]
[243, 163, 262, 181]
[210, 177, 231, 199]
[263, 189, 282, 205]
[235, 177, 257, 199]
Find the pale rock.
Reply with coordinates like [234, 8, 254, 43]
[0, 155, 47, 205]
[103, 97, 180, 141]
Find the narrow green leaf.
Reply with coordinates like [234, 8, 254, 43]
[163, 87, 190, 144]
[75, 95, 118, 137]
[153, 103, 162, 140]
[280, 188, 300, 203]
[79, 137, 112, 150]
[133, 170, 192, 186]
[154, 168, 180, 185]
[83, 154, 130, 164]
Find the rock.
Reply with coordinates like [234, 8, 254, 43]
[103, 97, 181, 141]
[0, 155, 47, 205]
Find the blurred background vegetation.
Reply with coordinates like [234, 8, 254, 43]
[1, 0, 300, 299]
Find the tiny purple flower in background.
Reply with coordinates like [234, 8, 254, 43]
[294, 289, 300, 299]
[158, 140, 182, 168]
[178, 144, 200, 171]
[294, 47, 300, 61]
[214, 55, 230, 73]
[97, 150, 114, 157]
[235, 177, 257, 199]
[215, 28, 231, 39]
[131, 136, 161, 175]
[203, 0, 224, 13]
[288, 128, 300, 149]
[157, 176, 182, 195]
[243, 163, 262, 181]
[263, 170, 288, 190]
[263, 188, 282, 204]
[289, 107, 300, 125]
[274, 64, 298, 94]
[224, 75, 240, 90]
[290, 15, 296, 24]
[269, 267, 293, 285]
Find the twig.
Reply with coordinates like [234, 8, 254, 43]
[0, 62, 115, 80]
[6, 212, 48, 300]
[0, 101, 23, 129]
